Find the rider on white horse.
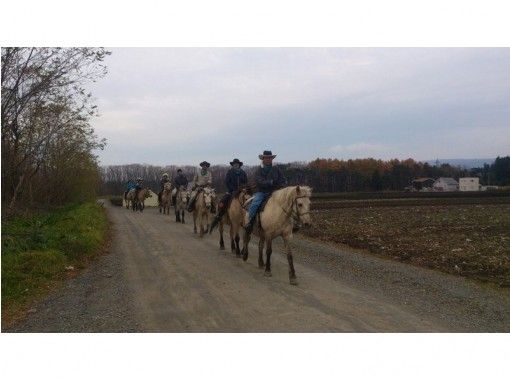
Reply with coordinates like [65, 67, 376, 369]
[187, 161, 213, 212]
[209, 158, 248, 233]
[244, 150, 287, 234]
[158, 173, 171, 204]
[172, 168, 189, 205]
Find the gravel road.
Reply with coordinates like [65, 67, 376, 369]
[7, 202, 510, 332]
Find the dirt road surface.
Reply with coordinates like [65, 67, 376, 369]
[7, 202, 510, 332]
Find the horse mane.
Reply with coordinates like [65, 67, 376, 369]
[271, 185, 312, 205]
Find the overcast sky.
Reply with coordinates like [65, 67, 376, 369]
[89, 48, 510, 166]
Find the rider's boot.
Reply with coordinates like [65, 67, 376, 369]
[187, 198, 195, 213]
[209, 210, 223, 234]
[244, 215, 255, 235]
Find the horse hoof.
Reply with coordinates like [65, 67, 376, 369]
[236, 254, 242, 258]
[220, 245, 225, 250]
[264, 271, 272, 277]
[289, 277, 298, 285]
[258, 262, 264, 269]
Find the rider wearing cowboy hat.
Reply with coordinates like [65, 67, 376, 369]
[209, 158, 248, 233]
[158, 173, 171, 204]
[171, 168, 189, 206]
[187, 161, 213, 212]
[245, 150, 287, 234]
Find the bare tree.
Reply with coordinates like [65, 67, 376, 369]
[2, 47, 110, 213]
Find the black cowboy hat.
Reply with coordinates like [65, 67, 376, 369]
[177, 168, 183, 173]
[258, 150, 276, 159]
[199, 161, 211, 168]
[229, 158, 243, 166]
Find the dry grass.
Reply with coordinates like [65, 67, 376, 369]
[302, 204, 510, 286]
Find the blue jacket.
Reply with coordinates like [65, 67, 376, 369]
[225, 168, 248, 193]
[126, 181, 136, 191]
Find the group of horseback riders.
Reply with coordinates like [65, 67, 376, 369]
[124, 150, 287, 237]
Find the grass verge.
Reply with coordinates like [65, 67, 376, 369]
[1, 202, 109, 326]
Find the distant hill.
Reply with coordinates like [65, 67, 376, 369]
[425, 158, 495, 169]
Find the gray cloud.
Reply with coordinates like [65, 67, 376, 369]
[89, 48, 510, 165]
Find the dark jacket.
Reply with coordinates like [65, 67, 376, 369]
[225, 168, 248, 193]
[255, 165, 286, 193]
[174, 174, 189, 188]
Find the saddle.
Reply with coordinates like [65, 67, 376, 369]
[243, 194, 271, 214]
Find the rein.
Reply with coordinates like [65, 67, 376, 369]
[280, 195, 310, 226]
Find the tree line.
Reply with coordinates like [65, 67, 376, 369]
[2, 47, 110, 216]
[470, 156, 510, 187]
[99, 156, 510, 195]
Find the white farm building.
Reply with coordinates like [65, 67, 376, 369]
[433, 177, 459, 192]
[459, 177, 480, 191]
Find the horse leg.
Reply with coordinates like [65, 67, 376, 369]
[205, 212, 211, 234]
[283, 236, 297, 285]
[257, 237, 265, 269]
[181, 210, 185, 224]
[193, 211, 197, 233]
[219, 221, 225, 250]
[235, 233, 241, 258]
[229, 224, 236, 254]
[241, 229, 250, 261]
[199, 213, 204, 237]
[264, 239, 273, 276]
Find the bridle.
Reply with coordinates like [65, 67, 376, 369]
[281, 195, 310, 226]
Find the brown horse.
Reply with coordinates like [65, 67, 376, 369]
[218, 188, 251, 257]
[242, 185, 312, 285]
[174, 186, 189, 223]
[193, 187, 216, 237]
[159, 182, 173, 215]
[127, 188, 152, 212]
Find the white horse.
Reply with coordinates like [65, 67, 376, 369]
[242, 185, 312, 285]
[193, 187, 216, 237]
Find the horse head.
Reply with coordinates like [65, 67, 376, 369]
[203, 187, 215, 210]
[179, 187, 189, 203]
[164, 182, 172, 191]
[294, 185, 312, 227]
